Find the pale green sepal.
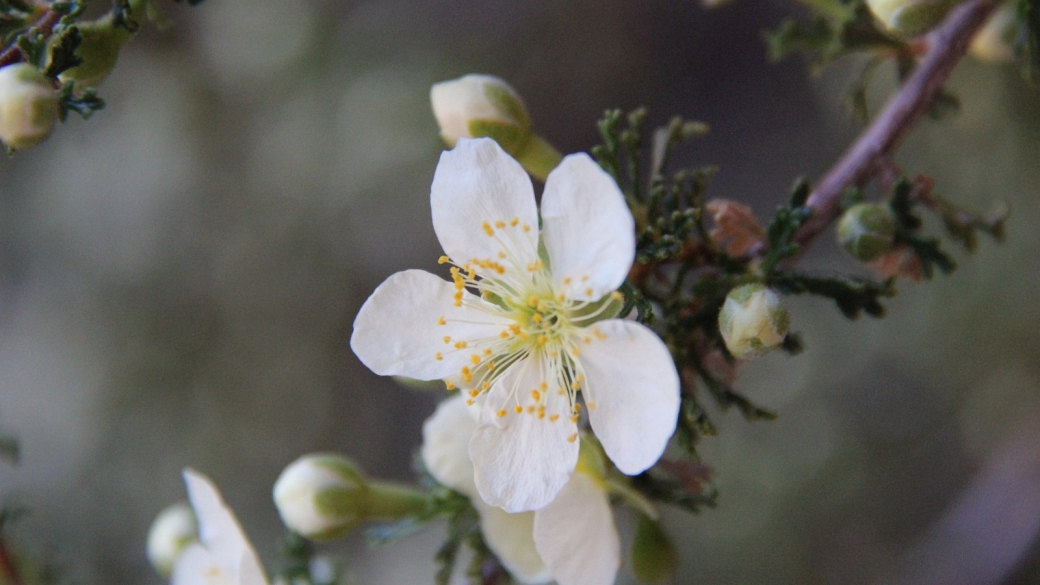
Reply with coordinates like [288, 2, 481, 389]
[55, 14, 134, 88]
[467, 118, 529, 156]
[631, 513, 678, 585]
[513, 134, 563, 182]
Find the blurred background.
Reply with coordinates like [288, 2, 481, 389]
[0, 0, 1038, 583]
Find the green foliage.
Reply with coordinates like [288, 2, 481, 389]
[771, 271, 894, 317]
[631, 466, 718, 515]
[43, 25, 82, 77]
[889, 178, 957, 278]
[57, 81, 105, 121]
[761, 178, 813, 274]
[631, 514, 678, 584]
[1018, 0, 1040, 80]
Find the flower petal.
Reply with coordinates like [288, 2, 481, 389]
[473, 501, 552, 584]
[182, 469, 266, 583]
[533, 472, 620, 585]
[578, 319, 680, 475]
[421, 395, 479, 497]
[431, 138, 539, 270]
[171, 543, 232, 585]
[540, 153, 635, 301]
[470, 358, 579, 512]
[350, 269, 509, 380]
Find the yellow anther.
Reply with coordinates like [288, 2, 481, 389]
[445, 380, 456, 390]
[569, 414, 579, 424]
[584, 337, 591, 344]
[610, 291, 624, 301]
[514, 405, 523, 414]
[558, 388, 565, 395]
[495, 220, 506, 228]
[585, 287, 593, 296]
[438, 255, 450, 264]
[500, 331, 509, 339]
[437, 316, 447, 325]
[574, 403, 582, 411]
[527, 405, 535, 413]
[548, 350, 558, 359]
[470, 354, 480, 365]
[466, 399, 475, 406]
[587, 401, 597, 410]
[435, 352, 443, 361]
[455, 341, 468, 349]
[549, 414, 560, 422]
[564, 277, 572, 285]
[443, 336, 451, 344]
[488, 361, 497, 371]
[567, 433, 578, 443]
[571, 347, 580, 357]
[558, 294, 566, 302]
[581, 275, 589, 282]
[540, 382, 547, 391]
[531, 390, 541, 401]
[593, 328, 606, 339]
[483, 348, 492, 356]
[481, 381, 490, 391]
[495, 264, 505, 274]
[469, 389, 480, 397]
[537, 335, 548, 345]
[468, 268, 476, 280]
[537, 301, 548, 312]
[532, 313, 543, 324]
[498, 251, 506, 259]
[482, 221, 494, 236]
[497, 409, 507, 418]
[538, 407, 546, 419]
[522, 224, 531, 232]
[461, 367, 473, 383]
[527, 296, 539, 307]
[510, 217, 519, 226]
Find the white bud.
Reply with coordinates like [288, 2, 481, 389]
[866, 0, 965, 36]
[970, 4, 1018, 62]
[146, 502, 198, 578]
[430, 74, 531, 155]
[0, 64, 59, 151]
[718, 284, 790, 360]
[837, 202, 896, 262]
[274, 453, 367, 540]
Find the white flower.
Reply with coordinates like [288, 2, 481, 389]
[171, 469, 269, 585]
[352, 138, 680, 512]
[422, 395, 620, 585]
[147, 503, 199, 578]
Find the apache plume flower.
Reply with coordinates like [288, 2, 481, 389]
[170, 469, 269, 585]
[422, 395, 621, 585]
[352, 138, 679, 512]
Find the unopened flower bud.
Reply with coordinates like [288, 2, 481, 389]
[969, 4, 1017, 62]
[866, 0, 965, 36]
[56, 14, 134, 88]
[718, 284, 789, 360]
[0, 65, 59, 151]
[431, 74, 530, 152]
[273, 453, 425, 541]
[146, 502, 198, 578]
[837, 202, 896, 262]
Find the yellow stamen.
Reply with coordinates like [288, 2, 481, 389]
[567, 433, 578, 442]
[549, 414, 560, 422]
[510, 217, 519, 227]
[497, 409, 507, 418]
[435, 352, 443, 361]
[514, 405, 523, 414]
[470, 354, 480, 365]
[495, 220, 506, 228]
[438, 256, 449, 264]
[437, 316, 446, 325]
[455, 341, 468, 349]
[443, 336, 451, 344]
[482, 221, 494, 236]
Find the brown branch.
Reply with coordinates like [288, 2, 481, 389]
[0, 535, 24, 585]
[0, 8, 64, 69]
[793, 0, 1004, 251]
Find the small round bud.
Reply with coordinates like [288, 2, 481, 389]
[837, 202, 896, 262]
[718, 284, 789, 360]
[0, 65, 59, 151]
[146, 502, 198, 578]
[866, 0, 965, 36]
[969, 5, 1017, 62]
[56, 14, 134, 88]
[430, 74, 531, 155]
[274, 453, 368, 540]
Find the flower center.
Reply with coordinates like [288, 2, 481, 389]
[432, 217, 620, 437]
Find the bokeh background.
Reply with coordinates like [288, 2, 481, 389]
[0, 0, 1038, 583]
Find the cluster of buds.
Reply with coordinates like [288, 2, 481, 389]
[0, 64, 59, 151]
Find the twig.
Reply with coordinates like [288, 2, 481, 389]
[0, 8, 64, 68]
[792, 0, 1003, 251]
[0, 535, 24, 585]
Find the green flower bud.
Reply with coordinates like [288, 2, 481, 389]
[146, 502, 198, 578]
[837, 202, 896, 262]
[56, 14, 134, 88]
[0, 65, 59, 151]
[866, 0, 966, 36]
[718, 284, 789, 360]
[273, 453, 426, 541]
[631, 513, 678, 585]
